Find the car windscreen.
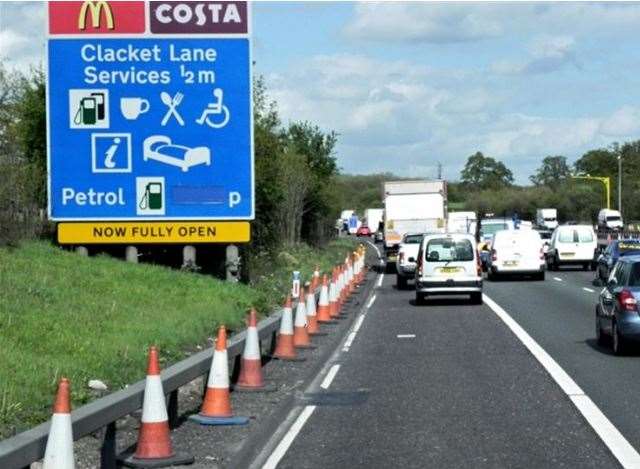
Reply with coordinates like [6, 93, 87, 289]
[481, 223, 508, 236]
[538, 231, 552, 240]
[607, 216, 622, 221]
[628, 263, 640, 286]
[403, 235, 423, 244]
[425, 238, 474, 262]
[544, 218, 556, 221]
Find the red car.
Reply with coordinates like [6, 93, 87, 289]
[356, 225, 371, 237]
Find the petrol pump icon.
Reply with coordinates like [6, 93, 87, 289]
[69, 89, 110, 129]
[136, 177, 165, 216]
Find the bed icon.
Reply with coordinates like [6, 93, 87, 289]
[143, 135, 211, 172]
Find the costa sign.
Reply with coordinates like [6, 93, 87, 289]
[150, 2, 248, 34]
[49, 1, 145, 34]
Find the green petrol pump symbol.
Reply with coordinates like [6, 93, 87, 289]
[139, 182, 163, 210]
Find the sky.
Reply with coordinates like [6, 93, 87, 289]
[2, 1, 640, 183]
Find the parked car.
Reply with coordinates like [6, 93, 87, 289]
[487, 230, 545, 281]
[547, 224, 597, 271]
[596, 239, 640, 284]
[596, 255, 640, 354]
[415, 233, 483, 305]
[396, 233, 423, 289]
[356, 225, 372, 237]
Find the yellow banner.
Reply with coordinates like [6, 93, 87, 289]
[58, 222, 250, 244]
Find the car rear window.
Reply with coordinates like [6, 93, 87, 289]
[425, 238, 474, 262]
[558, 228, 593, 243]
[628, 263, 640, 287]
[403, 235, 423, 244]
[481, 223, 508, 236]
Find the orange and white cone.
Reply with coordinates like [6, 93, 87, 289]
[273, 296, 305, 360]
[316, 275, 336, 324]
[121, 347, 194, 467]
[312, 266, 321, 290]
[329, 269, 340, 319]
[43, 378, 74, 469]
[293, 287, 314, 349]
[190, 327, 249, 425]
[236, 309, 274, 392]
[306, 282, 326, 336]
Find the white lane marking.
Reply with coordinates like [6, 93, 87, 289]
[366, 294, 377, 309]
[320, 364, 341, 390]
[361, 238, 381, 258]
[397, 334, 416, 339]
[342, 331, 357, 352]
[376, 274, 384, 288]
[554, 277, 563, 282]
[262, 405, 316, 469]
[583, 287, 595, 293]
[483, 294, 640, 468]
[353, 314, 365, 333]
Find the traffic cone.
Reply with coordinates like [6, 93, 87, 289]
[43, 378, 74, 469]
[312, 266, 321, 290]
[236, 309, 275, 392]
[120, 347, 194, 467]
[293, 287, 314, 349]
[272, 296, 305, 360]
[316, 275, 336, 324]
[306, 282, 327, 336]
[190, 327, 249, 425]
[329, 269, 341, 319]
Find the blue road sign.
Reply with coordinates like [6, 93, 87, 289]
[48, 37, 253, 220]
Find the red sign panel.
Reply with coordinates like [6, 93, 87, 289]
[49, 1, 146, 35]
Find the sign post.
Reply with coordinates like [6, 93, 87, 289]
[47, 1, 253, 244]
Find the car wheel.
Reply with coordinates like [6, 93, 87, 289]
[613, 322, 627, 355]
[590, 262, 597, 272]
[583, 263, 590, 271]
[537, 271, 545, 281]
[396, 275, 407, 290]
[415, 292, 426, 305]
[470, 292, 483, 305]
[552, 255, 560, 271]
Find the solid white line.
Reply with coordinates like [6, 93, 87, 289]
[483, 294, 640, 468]
[583, 287, 595, 293]
[366, 294, 377, 309]
[554, 277, 563, 282]
[353, 314, 365, 333]
[320, 364, 341, 390]
[361, 238, 381, 258]
[376, 274, 384, 288]
[262, 405, 316, 469]
[397, 334, 416, 339]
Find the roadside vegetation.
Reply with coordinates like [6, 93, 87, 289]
[0, 238, 356, 438]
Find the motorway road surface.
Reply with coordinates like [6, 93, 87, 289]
[257, 266, 640, 468]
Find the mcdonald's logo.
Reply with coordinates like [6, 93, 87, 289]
[49, 1, 145, 35]
[77, 1, 114, 30]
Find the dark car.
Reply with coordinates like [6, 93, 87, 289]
[596, 255, 640, 354]
[596, 239, 640, 284]
[356, 225, 371, 237]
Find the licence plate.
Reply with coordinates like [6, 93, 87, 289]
[562, 252, 575, 257]
[503, 260, 519, 267]
[440, 267, 462, 274]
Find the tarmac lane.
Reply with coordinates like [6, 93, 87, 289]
[268, 273, 619, 468]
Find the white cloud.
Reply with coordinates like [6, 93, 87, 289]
[0, 2, 46, 72]
[491, 35, 579, 75]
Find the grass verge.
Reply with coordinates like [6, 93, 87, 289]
[0, 238, 357, 438]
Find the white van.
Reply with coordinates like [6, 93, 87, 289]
[415, 233, 482, 305]
[547, 225, 597, 271]
[487, 230, 545, 280]
[597, 209, 623, 230]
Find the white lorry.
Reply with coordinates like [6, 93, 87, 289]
[597, 208, 623, 230]
[383, 180, 447, 268]
[364, 208, 384, 233]
[448, 211, 477, 234]
[536, 208, 558, 230]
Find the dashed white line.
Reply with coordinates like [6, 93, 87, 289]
[583, 287, 595, 293]
[376, 274, 384, 288]
[342, 331, 357, 352]
[397, 334, 416, 339]
[483, 294, 640, 468]
[353, 314, 365, 333]
[320, 364, 341, 390]
[554, 277, 563, 282]
[262, 405, 317, 469]
[366, 294, 377, 309]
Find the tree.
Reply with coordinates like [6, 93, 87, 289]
[460, 151, 514, 190]
[529, 155, 571, 187]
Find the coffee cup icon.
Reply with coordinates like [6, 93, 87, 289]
[120, 97, 150, 120]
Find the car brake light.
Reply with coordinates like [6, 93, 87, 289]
[417, 255, 423, 276]
[491, 249, 497, 262]
[618, 289, 638, 312]
[399, 252, 404, 263]
[476, 250, 482, 276]
[539, 247, 544, 260]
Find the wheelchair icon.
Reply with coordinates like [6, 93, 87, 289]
[196, 88, 230, 129]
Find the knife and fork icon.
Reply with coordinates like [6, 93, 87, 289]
[160, 91, 184, 126]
